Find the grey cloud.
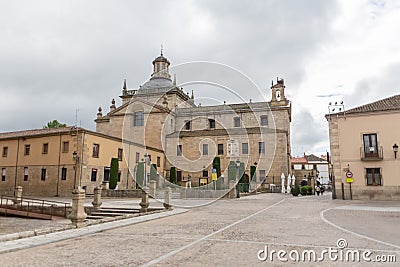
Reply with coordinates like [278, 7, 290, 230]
[0, 0, 340, 161]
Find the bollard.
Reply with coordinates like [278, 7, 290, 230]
[102, 181, 109, 190]
[69, 187, 87, 227]
[139, 186, 149, 212]
[92, 185, 102, 210]
[229, 180, 236, 199]
[149, 180, 156, 199]
[14, 186, 23, 205]
[163, 187, 172, 209]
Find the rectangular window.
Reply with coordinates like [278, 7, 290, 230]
[62, 141, 69, 153]
[134, 112, 144, 126]
[157, 156, 161, 167]
[184, 120, 191, 130]
[91, 168, 97, 182]
[118, 148, 123, 161]
[135, 152, 140, 163]
[209, 119, 215, 129]
[203, 144, 208, 155]
[104, 167, 110, 181]
[259, 142, 265, 154]
[203, 170, 209, 177]
[366, 168, 381, 186]
[24, 144, 30, 155]
[177, 171, 182, 182]
[92, 144, 100, 158]
[148, 154, 151, 162]
[177, 145, 182, 156]
[42, 143, 49, 154]
[234, 117, 241, 127]
[1, 168, 5, 181]
[363, 133, 378, 158]
[61, 167, 67, 180]
[242, 143, 249, 155]
[260, 115, 268, 126]
[118, 170, 121, 182]
[2, 146, 8, 157]
[41, 168, 46, 181]
[24, 167, 28, 181]
[218, 144, 224, 155]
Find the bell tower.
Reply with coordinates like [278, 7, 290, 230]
[270, 78, 288, 106]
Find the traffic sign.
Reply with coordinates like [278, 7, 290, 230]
[346, 171, 353, 178]
[346, 177, 354, 183]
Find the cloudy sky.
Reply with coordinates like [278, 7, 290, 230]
[1, 0, 399, 156]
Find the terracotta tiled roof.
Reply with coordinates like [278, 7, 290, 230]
[345, 94, 400, 115]
[290, 156, 307, 164]
[0, 127, 78, 140]
[305, 154, 326, 162]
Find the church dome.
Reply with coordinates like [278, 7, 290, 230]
[137, 51, 173, 94]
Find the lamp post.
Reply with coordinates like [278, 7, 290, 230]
[393, 144, 398, 159]
[72, 151, 79, 189]
[236, 159, 240, 198]
[144, 153, 149, 186]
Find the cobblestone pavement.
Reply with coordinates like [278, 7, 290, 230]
[1, 193, 399, 266]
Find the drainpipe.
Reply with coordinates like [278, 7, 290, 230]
[14, 138, 20, 196]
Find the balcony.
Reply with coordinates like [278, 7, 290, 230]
[361, 146, 383, 161]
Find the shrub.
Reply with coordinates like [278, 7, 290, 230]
[291, 185, 300, 196]
[109, 158, 119, 189]
[305, 186, 313, 195]
[170, 167, 176, 184]
[300, 186, 307, 196]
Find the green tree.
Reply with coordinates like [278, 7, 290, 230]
[43, 120, 67, 129]
[109, 158, 119, 189]
[150, 163, 157, 181]
[169, 167, 177, 184]
[250, 165, 256, 182]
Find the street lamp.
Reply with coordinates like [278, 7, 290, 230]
[236, 159, 241, 198]
[143, 153, 149, 186]
[393, 144, 398, 159]
[72, 151, 79, 189]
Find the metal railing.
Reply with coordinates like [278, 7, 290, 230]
[0, 195, 71, 218]
[360, 146, 383, 161]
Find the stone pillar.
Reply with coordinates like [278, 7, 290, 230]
[229, 180, 236, 199]
[92, 186, 102, 210]
[69, 188, 87, 227]
[102, 181, 109, 190]
[149, 180, 156, 199]
[14, 186, 23, 205]
[139, 186, 149, 212]
[163, 187, 172, 209]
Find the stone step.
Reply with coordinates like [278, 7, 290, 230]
[90, 212, 127, 217]
[87, 215, 107, 220]
[97, 208, 139, 214]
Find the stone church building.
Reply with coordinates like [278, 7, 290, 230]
[95, 52, 292, 188]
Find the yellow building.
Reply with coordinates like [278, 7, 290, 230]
[326, 95, 400, 200]
[0, 127, 164, 196]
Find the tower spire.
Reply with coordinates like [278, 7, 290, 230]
[160, 44, 163, 56]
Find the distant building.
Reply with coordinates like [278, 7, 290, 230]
[0, 127, 164, 196]
[291, 154, 329, 186]
[326, 95, 400, 200]
[95, 52, 292, 187]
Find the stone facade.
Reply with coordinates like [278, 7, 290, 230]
[95, 53, 292, 188]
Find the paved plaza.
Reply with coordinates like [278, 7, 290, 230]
[1, 193, 399, 266]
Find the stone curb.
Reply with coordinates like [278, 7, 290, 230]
[0, 208, 167, 243]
